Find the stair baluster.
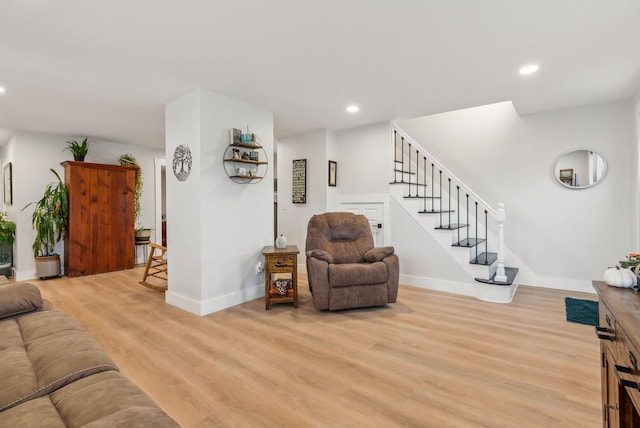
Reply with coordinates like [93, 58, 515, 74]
[457, 185, 460, 230]
[393, 130, 398, 183]
[448, 178, 451, 227]
[484, 210, 488, 264]
[415, 149, 420, 197]
[439, 170, 442, 227]
[408, 143, 412, 196]
[466, 194, 469, 243]
[431, 164, 434, 212]
[475, 201, 478, 262]
[423, 156, 427, 212]
[401, 137, 405, 183]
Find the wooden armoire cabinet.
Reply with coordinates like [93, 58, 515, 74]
[63, 161, 138, 277]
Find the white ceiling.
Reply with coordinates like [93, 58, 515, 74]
[0, 0, 639, 149]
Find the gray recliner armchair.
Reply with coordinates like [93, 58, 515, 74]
[305, 212, 399, 310]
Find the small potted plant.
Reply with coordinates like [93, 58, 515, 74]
[22, 169, 69, 278]
[64, 138, 90, 161]
[0, 211, 16, 277]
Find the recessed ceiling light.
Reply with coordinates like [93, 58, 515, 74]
[519, 64, 539, 75]
[0, 87, 5, 94]
[346, 105, 359, 113]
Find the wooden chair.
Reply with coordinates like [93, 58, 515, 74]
[139, 242, 168, 292]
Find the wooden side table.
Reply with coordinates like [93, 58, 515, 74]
[262, 245, 299, 310]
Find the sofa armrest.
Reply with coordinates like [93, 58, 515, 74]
[0, 282, 43, 321]
[306, 249, 334, 264]
[364, 246, 395, 263]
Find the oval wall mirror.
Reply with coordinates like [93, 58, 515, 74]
[554, 150, 607, 189]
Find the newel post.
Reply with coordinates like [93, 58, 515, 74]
[494, 202, 507, 283]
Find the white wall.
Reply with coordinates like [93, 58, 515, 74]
[277, 101, 635, 293]
[165, 89, 274, 315]
[333, 122, 391, 196]
[1, 131, 162, 280]
[398, 100, 635, 290]
[634, 92, 640, 251]
[276, 129, 329, 252]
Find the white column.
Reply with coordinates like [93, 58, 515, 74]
[494, 202, 507, 283]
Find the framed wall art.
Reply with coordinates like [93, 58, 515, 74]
[328, 160, 337, 187]
[292, 159, 306, 204]
[3, 162, 11, 205]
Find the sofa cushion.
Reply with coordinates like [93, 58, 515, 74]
[328, 262, 388, 287]
[51, 371, 179, 427]
[0, 309, 118, 412]
[0, 396, 66, 428]
[0, 282, 43, 320]
[0, 371, 178, 428]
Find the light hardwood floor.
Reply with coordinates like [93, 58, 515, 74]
[34, 269, 601, 427]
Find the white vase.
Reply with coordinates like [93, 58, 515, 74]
[275, 234, 287, 249]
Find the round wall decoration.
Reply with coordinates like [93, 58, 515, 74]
[172, 144, 192, 181]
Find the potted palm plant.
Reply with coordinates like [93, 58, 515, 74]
[0, 211, 16, 277]
[64, 138, 89, 161]
[22, 169, 68, 278]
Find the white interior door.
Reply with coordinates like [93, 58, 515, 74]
[340, 203, 384, 247]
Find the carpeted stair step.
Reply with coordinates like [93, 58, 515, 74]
[475, 267, 519, 286]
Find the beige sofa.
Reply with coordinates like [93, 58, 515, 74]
[0, 282, 178, 427]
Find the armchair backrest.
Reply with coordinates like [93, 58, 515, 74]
[305, 212, 374, 264]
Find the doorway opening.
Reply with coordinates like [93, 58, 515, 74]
[154, 158, 166, 247]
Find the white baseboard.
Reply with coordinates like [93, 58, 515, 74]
[522, 276, 596, 294]
[399, 274, 476, 297]
[165, 291, 203, 315]
[14, 269, 36, 282]
[166, 285, 264, 316]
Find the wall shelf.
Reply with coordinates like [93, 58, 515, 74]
[223, 136, 268, 184]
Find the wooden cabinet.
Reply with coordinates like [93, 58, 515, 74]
[594, 281, 640, 427]
[262, 245, 299, 310]
[63, 161, 138, 277]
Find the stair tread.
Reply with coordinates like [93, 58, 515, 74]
[393, 169, 416, 175]
[404, 195, 440, 199]
[418, 209, 454, 214]
[452, 238, 485, 247]
[475, 267, 519, 286]
[435, 223, 468, 230]
[470, 252, 497, 265]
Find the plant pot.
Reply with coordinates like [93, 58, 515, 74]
[135, 229, 151, 242]
[35, 254, 61, 279]
[73, 154, 85, 162]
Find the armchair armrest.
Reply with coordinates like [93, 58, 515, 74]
[364, 246, 395, 263]
[306, 249, 334, 264]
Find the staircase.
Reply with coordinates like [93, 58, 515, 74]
[390, 124, 519, 303]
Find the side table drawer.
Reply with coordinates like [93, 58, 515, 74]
[267, 255, 295, 271]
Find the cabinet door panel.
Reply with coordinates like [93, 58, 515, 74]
[64, 162, 136, 277]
